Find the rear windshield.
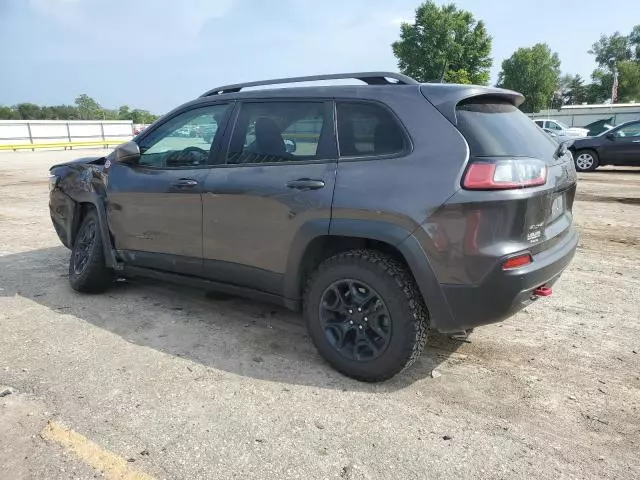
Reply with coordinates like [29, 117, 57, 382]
[456, 97, 556, 158]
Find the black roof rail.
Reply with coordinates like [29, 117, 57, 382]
[199, 72, 419, 97]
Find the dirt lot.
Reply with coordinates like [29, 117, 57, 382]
[1, 149, 639, 480]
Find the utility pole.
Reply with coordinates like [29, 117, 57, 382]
[611, 65, 619, 104]
[609, 57, 619, 104]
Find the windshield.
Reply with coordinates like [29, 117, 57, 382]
[456, 97, 557, 158]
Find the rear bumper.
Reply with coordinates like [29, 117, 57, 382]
[434, 227, 578, 333]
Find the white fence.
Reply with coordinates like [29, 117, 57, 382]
[0, 120, 134, 147]
[529, 104, 640, 128]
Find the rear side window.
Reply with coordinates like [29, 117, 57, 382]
[456, 98, 556, 159]
[336, 102, 405, 157]
[227, 101, 330, 164]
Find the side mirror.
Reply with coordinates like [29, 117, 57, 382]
[605, 132, 615, 140]
[114, 141, 141, 164]
[284, 138, 297, 154]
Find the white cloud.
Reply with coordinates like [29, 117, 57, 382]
[28, 0, 235, 55]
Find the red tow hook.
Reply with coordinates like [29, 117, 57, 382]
[533, 286, 553, 297]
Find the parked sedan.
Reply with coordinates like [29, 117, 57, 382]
[533, 119, 589, 138]
[568, 120, 640, 171]
[583, 117, 615, 136]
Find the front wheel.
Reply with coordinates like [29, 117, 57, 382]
[69, 209, 113, 293]
[574, 149, 599, 172]
[304, 250, 429, 382]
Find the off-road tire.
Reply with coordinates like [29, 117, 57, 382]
[304, 249, 429, 382]
[69, 208, 113, 293]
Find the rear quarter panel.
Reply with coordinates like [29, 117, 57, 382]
[330, 88, 469, 239]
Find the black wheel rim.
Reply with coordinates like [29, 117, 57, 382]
[72, 220, 96, 275]
[319, 279, 392, 361]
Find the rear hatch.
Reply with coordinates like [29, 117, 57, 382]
[456, 95, 576, 246]
[421, 88, 577, 280]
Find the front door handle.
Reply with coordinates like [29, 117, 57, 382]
[171, 178, 199, 188]
[286, 178, 325, 190]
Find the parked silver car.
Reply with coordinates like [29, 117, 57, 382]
[534, 119, 588, 138]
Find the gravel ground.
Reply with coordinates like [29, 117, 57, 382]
[1, 150, 639, 480]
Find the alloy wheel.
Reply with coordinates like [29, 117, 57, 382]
[576, 153, 594, 171]
[319, 279, 392, 361]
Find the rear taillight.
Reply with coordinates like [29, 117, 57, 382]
[463, 159, 547, 190]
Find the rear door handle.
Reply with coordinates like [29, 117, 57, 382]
[286, 178, 325, 190]
[170, 178, 198, 188]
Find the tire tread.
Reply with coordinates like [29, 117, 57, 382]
[304, 249, 429, 382]
[69, 209, 113, 293]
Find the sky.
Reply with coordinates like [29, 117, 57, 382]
[1, 0, 639, 113]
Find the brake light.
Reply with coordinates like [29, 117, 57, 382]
[502, 253, 532, 270]
[463, 159, 547, 190]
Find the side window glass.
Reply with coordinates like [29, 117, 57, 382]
[336, 102, 405, 157]
[227, 102, 327, 164]
[615, 123, 640, 137]
[549, 122, 562, 131]
[137, 104, 229, 168]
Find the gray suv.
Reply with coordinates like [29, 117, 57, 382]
[49, 72, 578, 381]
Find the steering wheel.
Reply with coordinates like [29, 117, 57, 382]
[183, 146, 208, 155]
[181, 146, 209, 165]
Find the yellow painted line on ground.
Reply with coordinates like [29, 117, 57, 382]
[40, 421, 156, 480]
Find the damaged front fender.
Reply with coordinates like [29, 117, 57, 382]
[49, 153, 121, 269]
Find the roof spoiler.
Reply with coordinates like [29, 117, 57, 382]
[420, 84, 525, 124]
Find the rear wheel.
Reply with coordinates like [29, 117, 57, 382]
[304, 250, 429, 382]
[69, 209, 112, 293]
[574, 149, 599, 172]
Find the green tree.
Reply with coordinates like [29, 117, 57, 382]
[102, 109, 119, 120]
[0, 98, 156, 121]
[630, 25, 640, 58]
[587, 26, 640, 103]
[587, 68, 613, 103]
[0, 106, 19, 119]
[392, 1, 492, 84]
[16, 103, 42, 120]
[497, 43, 561, 113]
[618, 60, 640, 102]
[584, 82, 609, 104]
[54, 105, 80, 120]
[130, 109, 157, 124]
[74, 94, 101, 120]
[568, 74, 587, 105]
[118, 105, 132, 120]
[552, 73, 574, 108]
[589, 32, 632, 70]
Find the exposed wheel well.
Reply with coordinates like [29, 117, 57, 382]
[297, 235, 412, 298]
[70, 202, 95, 246]
[574, 147, 598, 155]
[573, 147, 599, 159]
